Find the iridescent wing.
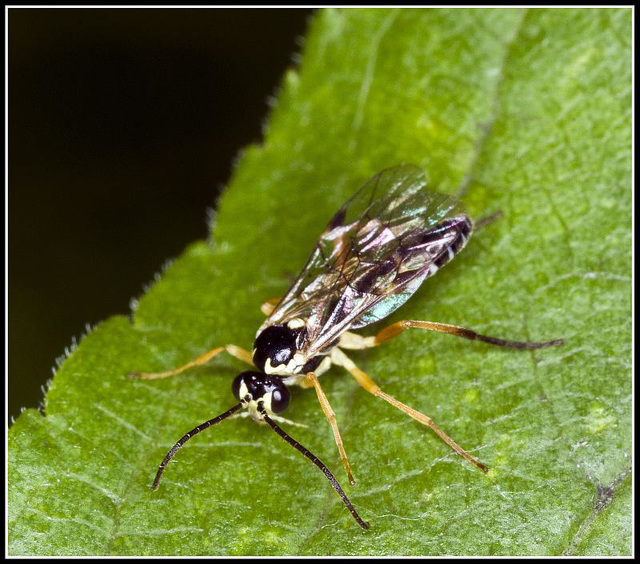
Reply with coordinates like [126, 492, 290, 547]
[261, 164, 472, 357]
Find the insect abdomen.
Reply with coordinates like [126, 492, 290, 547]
[430, 215, 473, 271]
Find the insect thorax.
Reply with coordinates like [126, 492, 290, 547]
[253, 320, 323, 376]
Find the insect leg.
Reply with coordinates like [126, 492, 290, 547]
[260, 297, 282, 316]
[129, 344, 254, 380]
[305, 372, 355, 485]
[259, 404, 369, 530]
[340, 321, 563, 350]
[338, 331, 376, 350]
[331, 348, 488, 473]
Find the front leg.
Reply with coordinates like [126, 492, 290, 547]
[304, 372, 355, 485]
[129, 344, 254, 380]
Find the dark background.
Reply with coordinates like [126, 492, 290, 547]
[9, 8, 314, 422]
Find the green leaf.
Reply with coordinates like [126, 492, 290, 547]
[9, 7, 631, 556]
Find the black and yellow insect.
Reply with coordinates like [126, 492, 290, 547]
[130, 164, 563, 530]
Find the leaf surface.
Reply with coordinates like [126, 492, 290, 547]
[9, 8, 631, 556]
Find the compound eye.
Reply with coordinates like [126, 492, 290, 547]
[270, 384, 290, 414]
[231, 374, 242, 400]
[232, 371, 262, 401]
[231, 373, 246, 401]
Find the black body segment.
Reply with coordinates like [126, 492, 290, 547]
[253, 325, 301, 373]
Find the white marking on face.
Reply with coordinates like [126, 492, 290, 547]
[447, 247, 455, 260]
[239, 381, 249, 400]
[245, 393, 274, 422]
[261, 392, 273, 413]
[239, 379, 276, 421]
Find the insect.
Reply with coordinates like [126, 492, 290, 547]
[130, 164, 563, 530]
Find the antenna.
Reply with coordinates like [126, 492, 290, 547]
[152, 402, 244, 490]
[258, 403, 369, 530]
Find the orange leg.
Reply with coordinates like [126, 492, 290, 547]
[331, 348, 488, 473]
[129, 345, 253, 380]
[260, 297, 282, 317]
[339, 320, 563, 350]
[305, 372, 355, 485]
